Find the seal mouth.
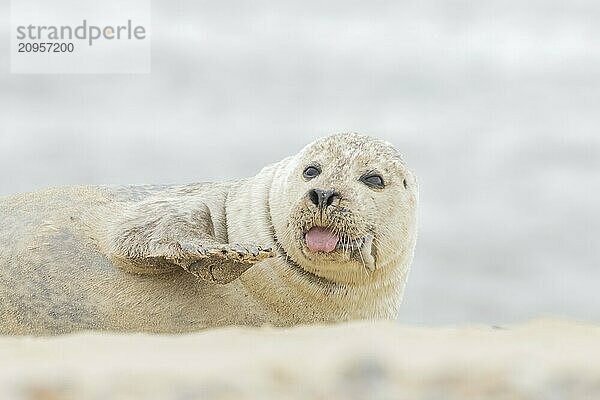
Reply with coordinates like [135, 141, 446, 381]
[303, 227, 376, 271]
[305, 227, 339, 253]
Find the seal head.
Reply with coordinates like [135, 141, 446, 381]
[269, 133, 418, 285]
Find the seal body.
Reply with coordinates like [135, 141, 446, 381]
[0, 133, 418, 335]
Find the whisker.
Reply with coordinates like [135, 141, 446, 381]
[356, 239, 369, 275]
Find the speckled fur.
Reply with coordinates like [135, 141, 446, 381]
[0, 133, 418, 335]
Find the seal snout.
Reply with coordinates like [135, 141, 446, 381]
[308, 188, 339, 211]
[304, 188, 343, 253]
[305, 227, 339, 253]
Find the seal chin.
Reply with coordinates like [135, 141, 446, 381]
[301, 227, 376, 271]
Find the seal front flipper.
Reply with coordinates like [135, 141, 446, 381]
[176, 242, 275, 284]
[103, 194, 275, 282]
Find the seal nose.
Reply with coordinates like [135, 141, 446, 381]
[308, 189, 338, 210]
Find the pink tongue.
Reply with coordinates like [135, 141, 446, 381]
[305, 227, 339, 253]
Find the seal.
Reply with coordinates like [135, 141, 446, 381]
[0, 133, 418, 335]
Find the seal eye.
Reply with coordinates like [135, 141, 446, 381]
[361, 173, 385, 189]
[303, 165, 321, 180]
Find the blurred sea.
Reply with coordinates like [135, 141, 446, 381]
[1, 0, 599, 325]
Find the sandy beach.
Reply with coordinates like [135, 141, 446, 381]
[1, 318, 598, 399]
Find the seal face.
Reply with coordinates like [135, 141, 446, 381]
[269, 133, 418, 285]
[0, 132, 417, 335]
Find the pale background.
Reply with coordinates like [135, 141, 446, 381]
[1, 0, 598, 325]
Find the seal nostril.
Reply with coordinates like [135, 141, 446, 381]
[308, 189, 320, 207]
[326, 191, 337, 207]
[308, 189, 338, 210]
